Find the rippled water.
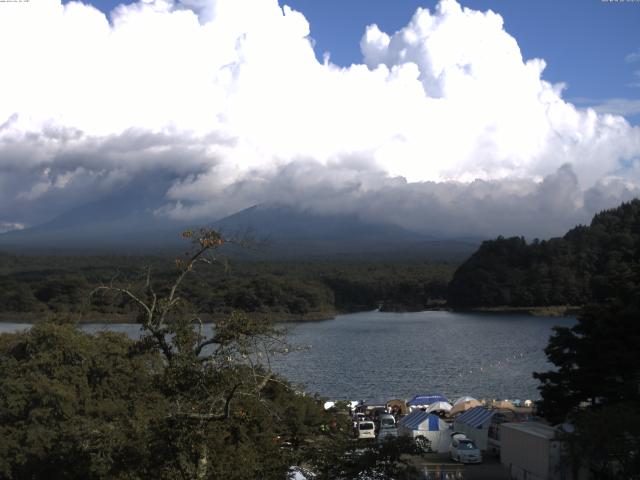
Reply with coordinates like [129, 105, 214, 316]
[271, 310, 575, 402]
[0, 311, 574, 402]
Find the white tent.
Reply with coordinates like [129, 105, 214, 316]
[426, 401, 453, 414]
[449, 399, 483, 416]
[397, 410, 452, 453]
[323, 401, 335, 410]
[453, 396, 478, 406]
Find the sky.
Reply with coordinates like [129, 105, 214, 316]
[85, 0, 640, 120]
[1, 0, 639, 238]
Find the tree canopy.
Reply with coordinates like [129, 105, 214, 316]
[532, 201, 640, 478]
[0, 229, 424, 479]
[448, 199, 640, 308]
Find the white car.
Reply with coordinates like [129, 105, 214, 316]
[449, 433, 482, 464]
[356, 421, 376, 439]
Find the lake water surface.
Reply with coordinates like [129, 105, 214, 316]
[0, 311, 575, 402]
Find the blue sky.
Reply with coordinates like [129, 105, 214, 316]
[2, 0, 639, 236]
[81, 0, 640, 122]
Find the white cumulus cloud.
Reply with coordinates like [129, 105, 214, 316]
[0, 0, 638, 237]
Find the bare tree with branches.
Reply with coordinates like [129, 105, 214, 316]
[91, 229, 290, 479]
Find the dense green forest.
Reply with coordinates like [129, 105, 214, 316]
[2, 199, 639, 321]
[0, 253, 453, 322]
[0, 232, 426, 479]
[448, 199, 640, 308]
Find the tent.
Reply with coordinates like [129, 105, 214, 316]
[449, 399, 483, 416]
[397, 410, 451, 452]
[386, 399, 408, 416]
[452, 407, 495, 450]
[426, 401, 453, 414]
[491, 400, 516, 411]
[453, 396, 478, 406]
[407, 394, 448, 408]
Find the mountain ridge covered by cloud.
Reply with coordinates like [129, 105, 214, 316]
[0, 0, 638, 239]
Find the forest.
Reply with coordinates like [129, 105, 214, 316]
[0, 253, 454, 322]
[0, 230, 427, 479]
[1, 200, 639, 321]
[1, 203, 639, 478]
[447, 199, 640, 308]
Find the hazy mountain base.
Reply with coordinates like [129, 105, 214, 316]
[0, 202, 481, 261]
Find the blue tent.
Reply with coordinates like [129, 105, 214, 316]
[407, 394, 448, 407]
[398, 411, 442, 431]
[397, 410, 451, 452]
[453, 407, 495, 450]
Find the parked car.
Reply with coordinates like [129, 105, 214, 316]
[376, 413, 396, 431]
[449, 433, 482, 464]
[356, 421, 376, 439]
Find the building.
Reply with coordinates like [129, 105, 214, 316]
[500, 422, 563, 480]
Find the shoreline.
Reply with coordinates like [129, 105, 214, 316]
[0, 310, 339, 325]
[456, 305, 581, 317]
[0, 304, 580, 324]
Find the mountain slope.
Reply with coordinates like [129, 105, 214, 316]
[0, 199, 480, 260]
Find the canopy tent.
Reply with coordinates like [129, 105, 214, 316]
[386, 399, 408, 416]
[492, 400, 516, 411]
[453, 407, 495, 450]
[453, 396, 478, 406]
[407, 394, 448, 407]
[397, 410, 451, 452]
[426, 401, 453, 414]
[449, 399, 483, 416]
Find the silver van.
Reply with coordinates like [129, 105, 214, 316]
[377, 414, 396, 430]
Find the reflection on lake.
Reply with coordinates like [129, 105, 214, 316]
[0, 310, 574, 402]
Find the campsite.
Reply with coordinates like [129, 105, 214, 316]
[330, 394, 574, 479]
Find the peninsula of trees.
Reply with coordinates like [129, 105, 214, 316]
[447, 199, 640, 309]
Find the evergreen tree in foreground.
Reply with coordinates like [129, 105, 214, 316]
[533, 217, 640, 478]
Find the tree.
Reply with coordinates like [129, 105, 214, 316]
[1, 229, 425, 479]
[0, 229, 340, 479]
[534, 301, 640, 423]
[0, 322, 166, 479]
[90, 229, 314, 479]
[559, 403, 640, 480]
[533, 225, 640, 478]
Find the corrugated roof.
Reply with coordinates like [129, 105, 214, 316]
[501, 422, 557, 440]
[455, 407, 494, 428]
[398, 411, 444, 431]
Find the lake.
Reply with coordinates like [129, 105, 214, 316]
[0, 310, 575, 402]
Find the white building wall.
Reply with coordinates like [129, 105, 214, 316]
[500, 423, 552, 480]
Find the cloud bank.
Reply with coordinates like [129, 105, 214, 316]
[0, 0, 639, 237]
